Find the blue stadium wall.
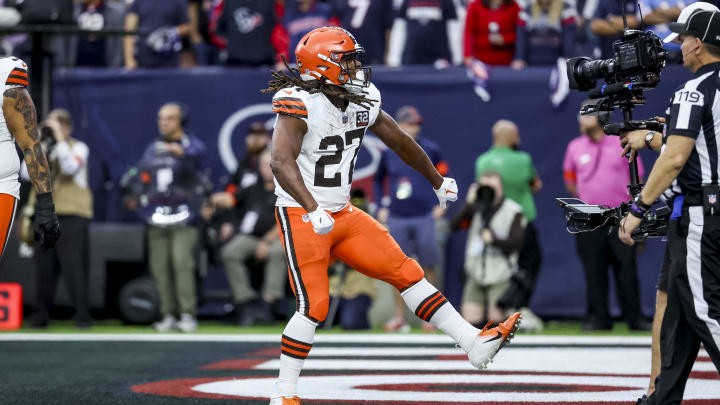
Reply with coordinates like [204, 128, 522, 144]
[54, 65, 690, 318]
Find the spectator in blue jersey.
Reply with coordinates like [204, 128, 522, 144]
[590, 0, 638, 58]
[387, 0, 461, 66]
[637, 0, 693, 63]
[284, 0, 340, 63]
[374, 106, 450, 332]
[124, 0, 192, 69]
[512, 0, 577, 69]
[330, 0, 394, 65]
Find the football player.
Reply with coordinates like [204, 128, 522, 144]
[262, 27, 521, 405]
[0, 57, 60, 259]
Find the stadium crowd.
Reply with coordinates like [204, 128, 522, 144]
[0, 0, 691, 332]
[2, 0, 710, 70]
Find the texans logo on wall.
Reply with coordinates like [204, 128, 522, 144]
[132, 336, 720, 404]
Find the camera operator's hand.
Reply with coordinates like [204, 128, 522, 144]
[44, 118, 64, 143]
[620, 129, 648, 161]
[33, 192, 60, 249]
[165, 142, 185, 157]
[618, 214, 641, 246]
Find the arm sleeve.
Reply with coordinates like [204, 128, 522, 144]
[667, 85, 706, 139]
[514, 12, 528, 61]
[450, 202, 477, 231]
[489, 212, 525, 255]
[272, 90, 309, 121]
[53, 141, 88, 176]
[4, 58, 29, 90]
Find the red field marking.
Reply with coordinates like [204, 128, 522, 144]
[198, 358, 268, 370]
[356, 382, 638, 393]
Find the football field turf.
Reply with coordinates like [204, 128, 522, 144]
[1, 328, 718, 404]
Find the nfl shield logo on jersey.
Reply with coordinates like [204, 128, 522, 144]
[356, 111, 369, 127]
[342, 114, 349, 124]
[709, 194, 717, 205]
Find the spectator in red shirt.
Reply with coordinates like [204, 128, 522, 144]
[464, 0, 521, 66]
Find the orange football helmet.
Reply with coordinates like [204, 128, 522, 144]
[295, 26, 371, 92]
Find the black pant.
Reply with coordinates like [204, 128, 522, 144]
[499, 222, 542, 308]
[651, 207, 720, 405]
[34, 216, 91, 322]
[575, 229, 643, 324]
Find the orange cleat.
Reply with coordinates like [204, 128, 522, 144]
[467, 312, 521, 369]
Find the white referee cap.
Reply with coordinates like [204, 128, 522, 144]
[665, 2, 720, 43]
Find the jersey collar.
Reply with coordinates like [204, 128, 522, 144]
[695, 61, 720, 77]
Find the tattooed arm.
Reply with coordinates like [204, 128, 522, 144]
[3, 87, 52, 193]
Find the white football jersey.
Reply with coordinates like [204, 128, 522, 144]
[0, 57, 29, 199]
[272, 83, 382, 212]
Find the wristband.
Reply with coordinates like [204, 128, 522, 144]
[644, 132, 656, 148]
[630, 195, 651, 219]
[36, 192, 54, 208]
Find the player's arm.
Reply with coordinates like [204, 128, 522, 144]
[3, 86, 60, 248]
[270, 114, 318, 212]
[3, 88, 51, 194]
[370, 110, 443, 189]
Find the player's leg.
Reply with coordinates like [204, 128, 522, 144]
[273, 207, 331, 402]
[332, 208, 520, 369]
[648, 247, 670, 395]
[384, 215, 413, 331]
[0, 193, 16, 260]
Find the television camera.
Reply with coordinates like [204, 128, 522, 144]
[558, 2, 671, 240]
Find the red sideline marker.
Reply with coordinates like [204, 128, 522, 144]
[0, 283, 22, 330]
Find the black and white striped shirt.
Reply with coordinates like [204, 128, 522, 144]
[665, 61, 720, 194]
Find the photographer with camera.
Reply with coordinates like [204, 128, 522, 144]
[451, 171, 525, 326]
[27, 109, 92, 328]
[618, 7, 720, 403]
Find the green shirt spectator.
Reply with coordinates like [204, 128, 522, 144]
[474, 120, 541, 221]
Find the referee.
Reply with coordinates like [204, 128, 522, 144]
[619, 8, 720, 404]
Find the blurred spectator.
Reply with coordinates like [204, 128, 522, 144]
[210, 148, 286, 326]
[72, 0, 126, 67]
[451, 171, 524, 325]
[512, 0, 577, 69]
[127, 103, 207, 333]
[124, 0, 192, 69]
[388, 0, 460, 66]
[638, 0, 689, 63]
[330, 0, 394, 65]
[229, 121, 272, 193]
[212, 0, 287, 68]
[562, 104, 649, 331]
[475, 120, 543, 315]
[463, 0, 520, 66]
[590, 0, 638, 58]
[284, 0, 340, 63]
[28, 109, 93, 328]
[374, 106, 448, 332]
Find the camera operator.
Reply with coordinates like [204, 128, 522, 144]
[563, 101, 649, 332]
[28, 109, 93, 328]
[618, 8, 720, 404]
[451, 171, 525, 326]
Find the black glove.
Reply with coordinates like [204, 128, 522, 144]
[33, 192, 60, 248]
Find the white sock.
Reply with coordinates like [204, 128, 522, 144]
[276, 312, 317, 397]
[401, 278, 479, 352]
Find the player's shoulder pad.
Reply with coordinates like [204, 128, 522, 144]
[272, 87, 309, 120]
[0, 57, 28, 89]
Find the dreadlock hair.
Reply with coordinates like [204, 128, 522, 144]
[260, 56, 378, 110]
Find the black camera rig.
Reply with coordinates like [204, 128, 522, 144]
[558, 1, 671, 240]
